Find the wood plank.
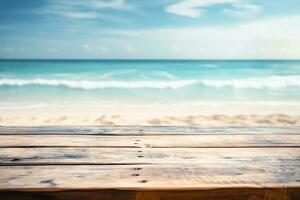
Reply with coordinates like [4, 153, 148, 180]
[0, 126, 300, 135]
[0, 134, 300, 148]
[0, 164, 300, 190]
[0, 148, 299, 165]
[0, 126, 299, 199]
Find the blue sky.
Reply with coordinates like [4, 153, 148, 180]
[0, 0, 300, 59]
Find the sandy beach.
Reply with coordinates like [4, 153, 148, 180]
[1, 114, 300, 126]
[1, 101, 300, 126]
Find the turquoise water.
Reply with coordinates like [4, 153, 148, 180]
[1, 60, 300, 106]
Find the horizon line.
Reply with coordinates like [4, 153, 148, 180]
[1, 58, 300, 61]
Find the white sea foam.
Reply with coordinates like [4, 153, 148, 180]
[201, 76, 300, 89]
[1, 76, 300, 90]
[0, 78, 197, 89]
[97, 70, 137, 79]
[153, 71, 178, 79]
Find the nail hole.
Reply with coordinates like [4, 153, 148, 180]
[133, 168, 142, 171]
[138, 155, 144, 158]
[134, 143, 138, 145]
[132, 174, 140, 177]
[138, 151, 142, 153]
[138, 180, 148, 183]
[11, 158, 20, 162]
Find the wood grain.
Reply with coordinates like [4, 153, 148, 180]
[0, 147, 299, 165]
[0, 126, 299, 135]
[0, 134, 299, 148]
[1, 164, 300, 190]
[0, 126, 299, 199]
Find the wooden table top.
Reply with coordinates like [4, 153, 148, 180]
[0, 126, 300, 200]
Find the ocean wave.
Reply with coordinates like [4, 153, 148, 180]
[201, 76, 300, 89]
[51, 70, 137, 79]
[0, 78, 197, 89]
[153, 71, 177, 79]
[97, 70, 137, 79]
[1, 76, 300, 90]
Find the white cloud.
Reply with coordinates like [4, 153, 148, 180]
[98, 30, 141, 38]
[100, 16, 300, 59]
[166, 0, 237, 18]
[166, 0, 261, 18]
[42, 0, 130, 20]
[87, 0, 130, 10]
[52, 0, 129, 10]
[224, 2, 262, 16]
[58, 11, 98, 19]
[83, 43, 109, 54]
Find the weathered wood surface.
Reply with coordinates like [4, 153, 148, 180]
[0, 135, 299, 148]
[1, 126, 300, 135]
[0, 147, 299, 165]
[0, 164, 300, 190]
[0, 126, 300, 200]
